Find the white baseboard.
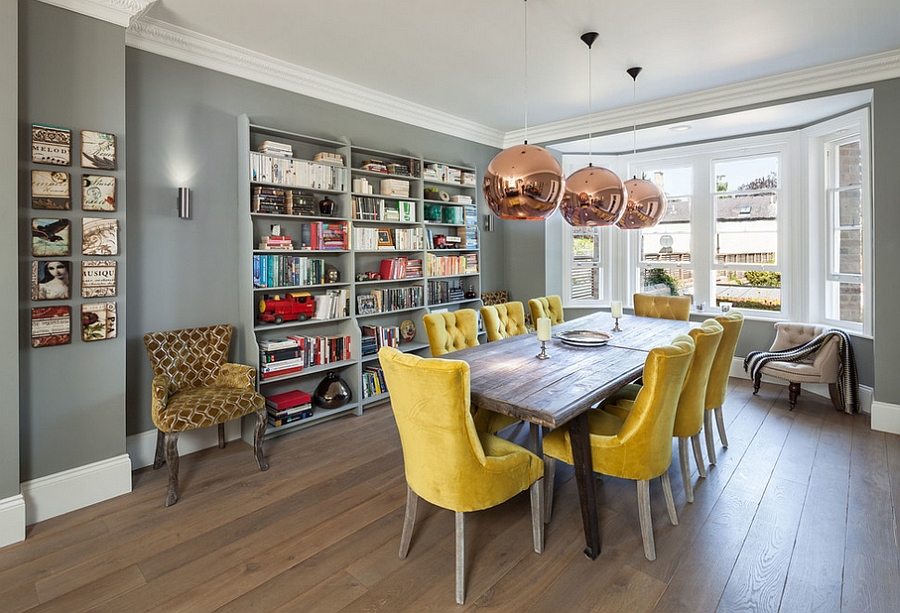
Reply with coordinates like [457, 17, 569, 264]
[730, 357, 873, 414]
[870, 401, 900, 435]
[21, 454, 132, 526]
[0, 494, 25, 548]
[126, 421, 243, 470]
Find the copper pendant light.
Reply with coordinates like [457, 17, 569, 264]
[560, 32, 627, 227]
[483, 0, 565, 221]
[616, 67, 667, 230]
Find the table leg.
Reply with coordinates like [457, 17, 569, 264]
[568, 412, 600, 560]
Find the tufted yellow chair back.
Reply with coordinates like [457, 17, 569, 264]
[481, 301, 528, 342]
[705, 311, 744, 410]
[633, 293, 691, 321]
[672, 320, 723, 438]
[528, 295, 564, 326]
[143, 324, 232, 393]
[423, 309, 480, 357]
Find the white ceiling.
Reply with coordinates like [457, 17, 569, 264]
[123, 0, 900, 147]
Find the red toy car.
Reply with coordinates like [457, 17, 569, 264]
[258, 292, 316, 324]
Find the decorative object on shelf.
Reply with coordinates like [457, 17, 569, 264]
[325, 264, 340, 284]
[535, 316, 551, 359]
[611, 300, 623, 332]
[178, 187, 191, 219]
[616, 67, 668, 230]
[424, 202, 443, 222]
[313, 372, 352, 409]
[400, 319, 416, 342]
[561, 32, 627, 228]
[484, 0, 565, 221]
[465, 285, 476, 299]
[318, 197, 335, 216]
[258, 292, 315, 325]
[377, 228, 394, 248]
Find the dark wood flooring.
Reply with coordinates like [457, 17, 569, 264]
[2, 378, 899, 612]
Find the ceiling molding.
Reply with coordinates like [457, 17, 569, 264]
[38, 0, 153, 28]
[125, 17, 506, 149]
[509, 49, 900, 148]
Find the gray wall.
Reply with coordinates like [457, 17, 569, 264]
[124, 50, 504, 435]
[18, 1, 126, 481]
[1, 0, 20, 499]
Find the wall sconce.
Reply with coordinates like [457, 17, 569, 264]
[483, 213, 494, 232]
[178, 187, 191, 219]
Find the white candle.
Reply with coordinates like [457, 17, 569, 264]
[611, 301, 623, 319]
[537, 317, 551, 341]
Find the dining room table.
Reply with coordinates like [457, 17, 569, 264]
[449, 311, 697, 560]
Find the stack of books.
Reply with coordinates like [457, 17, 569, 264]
[360, 334, 379, 356]
[288, 190, 316, 216]
[386, 162, 410, 176]
[380, 179, 410, 197]
[362, 365, 388, 398]
[258, 338, 303, 380]
[314, 151, 343, 165]
[265, 389, 313, 427]
[252, 187, 287, 213]
[361, 159, 388, 173]
[258, 235, 293, 250]
[258, 141, 292, 158]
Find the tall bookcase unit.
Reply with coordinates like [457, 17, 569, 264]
[238, 115, 482, 439]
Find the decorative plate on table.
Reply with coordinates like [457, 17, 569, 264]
[556, 329, 612, 347]
[400, 319, 416, 342]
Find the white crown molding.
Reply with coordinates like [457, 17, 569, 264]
[38, 0, 153, 28]
[510, 49, 900, 148]
[125, 17, 506, 148]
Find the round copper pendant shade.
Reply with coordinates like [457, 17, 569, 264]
[560, 165, 627, 227]
[483, 144, 565, 220]
[616, 177, 668, 229]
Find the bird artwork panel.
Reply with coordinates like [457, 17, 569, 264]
[32, 218, 70, 257]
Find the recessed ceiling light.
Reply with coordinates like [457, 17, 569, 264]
[669, 124, 692, 132]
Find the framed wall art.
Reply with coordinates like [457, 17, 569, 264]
[31, 218, 71, 257]
[82, 217, 118, 255]
[81, 302, 117, 341]
[82, 174, 116, 211]
[81, 259, 117, 298]
[31, 170, 71, 210]
[31, 124, 71, 166]
[81, 130, 116, 170]
[31, 260, 71, 301]
[31, 306, 72, 348]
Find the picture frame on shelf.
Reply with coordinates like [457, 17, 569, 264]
[32, 218, 70, 257]
[32, 170, 71, 210]
[31, 305, 71, 348]
[80, 130, 117, 170]
[31, 260, 71, 301]
[82, 174, 116, 211]
[376, 228, 394, 249]
[31, 124, 71, 166]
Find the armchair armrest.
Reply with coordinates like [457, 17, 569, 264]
[216, 362, 257, 390]
[150, 374, 170, 429]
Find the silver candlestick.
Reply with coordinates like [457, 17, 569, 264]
[536, 340, 550, 360]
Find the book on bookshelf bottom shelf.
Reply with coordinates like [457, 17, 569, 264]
[362, 365, 388, 398]
[265, 389, 312, 411]
[268, 407, 315, 427]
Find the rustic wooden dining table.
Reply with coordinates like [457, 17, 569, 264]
[450, 312, 696, 560]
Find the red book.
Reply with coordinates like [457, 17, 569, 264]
[266, 389, 312, 410]
[261, 366, 304, 381]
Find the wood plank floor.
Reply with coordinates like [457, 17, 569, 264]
[2, 378, 900, 612]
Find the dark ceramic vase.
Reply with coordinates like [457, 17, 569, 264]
[313, 372, 351, 409]
[318, 198, 335, 216]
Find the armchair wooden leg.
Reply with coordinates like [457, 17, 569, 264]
[704, 410, 717, 465]
[691, 433, 707, 478]
[254, 408, 269, 471]
[530, 479, 544, 554]
[399, 486, 418, 559]
[788, 382, 801, 410]
[153, 429, 165, 469]
[455, 511, 465, 605]
[661, 471, 678, 526]
[543, 457, 556, 524]
[678, 437, 693, 503]
[714, 406, 728, 449]
[164, 431, 180, 507]
[218, 423, 225, 449]
[637, 480, 656, 561]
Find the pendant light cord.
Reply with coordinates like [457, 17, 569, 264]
[524, 0, 529, 144]
[587, 42, 593, 164]
[632, 77, 637, 156]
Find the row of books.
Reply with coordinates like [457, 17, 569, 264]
[312, 289, 349, 320]
[353, 226, 425, 250]
[265, 388, 314, 427]
[422, 164, 476, 186]
[360, 324, 400, 355]
[351, 197, 416, 222]
[378, 257, 423, 280]
[356, 286, 424, 315]
[362, 365, 388, 398]
[358, 158, 419, 177]
[259, 333, 352, 381]
[426, 253, 478, 276]
[251, 187, 317, 216]
[250, 151, 347, 191]
[463, 206, 478, 249]
[428, 280, 466, 305]
[253, 255, 332, 288]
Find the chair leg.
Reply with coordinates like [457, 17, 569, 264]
[691, 433, 707, 478]
[153, 429, 165, 469]
[254, 408, 269, 471]
[455, 511, 465, 605]
[637, 480, 656, 561]
[661, 471, 678, 526]
[714, 406, 728, 449]
[164, 431, 180, 507]
[753, 373, 762, 395]
[678, 437, 693, 503]
[543, 457, 556, 524]
[530, 479, 544, 554]
[828, 382, 843, 412]
[704, 410, 717, 465]
[398, 485, 418, 559]
[788, 382, 801, 410]
[217, 423, 225, 449]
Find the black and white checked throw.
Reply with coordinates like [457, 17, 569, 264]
[743, 329, 859, 414]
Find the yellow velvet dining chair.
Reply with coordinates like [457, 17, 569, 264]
[480, 301, 528, 342]
[704, 310, 744, 464]
[378, 347, 544, 605]
[423, 308, 516, 433]
[600, 319, 723, 503]
[633, 293, 692, 321]
[528, 295, 565, 327]
[542, 335, 695, 561]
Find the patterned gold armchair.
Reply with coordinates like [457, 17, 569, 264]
[143, 324, 268, 506]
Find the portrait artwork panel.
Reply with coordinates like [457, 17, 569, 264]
[32, 217, 71, 257]
[32, 124, 71, 166]
[82, 174, 116, 211]
[81, 130, 116, 170]
[31, 260, 72, 301]
[31, 306, 72, 348]
[82, 217, 118, 255]
[31, 170, 71, 210]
